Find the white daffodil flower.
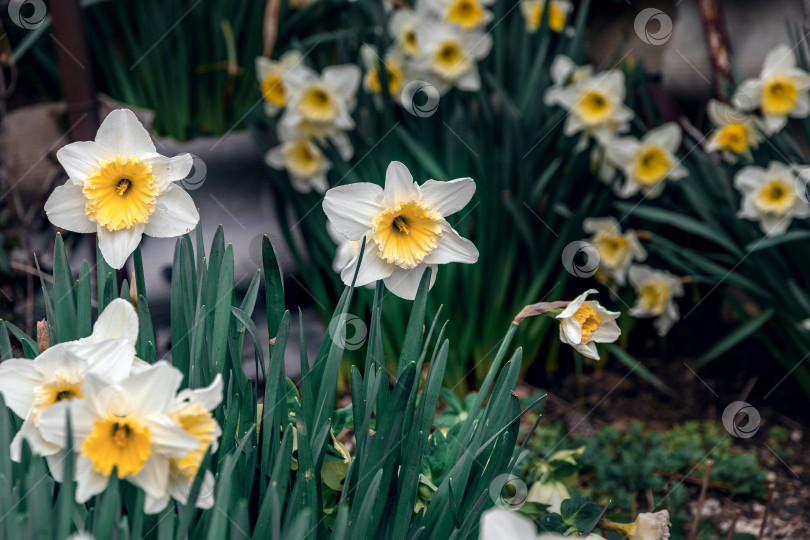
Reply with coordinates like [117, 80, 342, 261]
[327, 222, 360, 274]
[556, 289, 620, 360]
[265, 135, 331, 194]
[389, 9, 421, 58]
[145, 374, 223, 513]
[583, 217, 647, 286]
[705, 99, 763, 163]
[610, 510, 672, 540]
[0, 299, 141, 466]
[280, 63, 362, 135]
[556, 69, 634, 144]
[480, 508, 605, 540]
[360, 44, 409, 102]
[732, 44, 810, 134]
[734, 161, 810, 237]
[322, 161, 479, 300]
[420, 0, 494, 31]
[38, 362, 199, 513]
[628, 265, 683, 336]
[606, 123, 687, 198]
[520, 0, 573, 34]
[255, 51, 304, 116]
[544, 54, 593, 108]
[44, 109, 199, 269]
[413, 20, 492, 94]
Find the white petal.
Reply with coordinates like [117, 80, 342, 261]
[146, 416, 200, 458]
[67, 338, 135, 382]
[383, 264, 437, 300]
[92, 298, 139, 344]
[176, 373, 223, 411]
[550, 55, 575, 85]
[480, 508, 538, 540]
[644, 122, 681, 152]
[75, 456, 109, 503]
[56, 141, 113, 183]
[44, 183, 96, 233]
[591, 319, 621, 343]
[732, 80, 762, 110]
[141, 153, 194, 192]
[11, 419, 60, 460]
[118, 362, 183, 416]
[95, 109, 156, 156]
[46, 450, 67, 481]
[423, 222, 478, 264]
[97, 224, 144, 269]
[144, 492, 171, 515]
[560, 318, 582, 345]
[574, 341, 600, 360]
[760, 214, 791, 237]
[600, 70, 626, 100]
[323, 65, 362, 103]
[606, 138, 641, 170]
[143, 187, 199, 238]
[383, 161, 420, 204]
[791, 91, 810, 117]
[762, 44, 796, 75]
[419, 178, 476, 217]
[0, 359, 41, 418]
[734, 166, 766, 191]
[265, 146, 286, 170]
[582, 217, 619, 234]
[558, 289, 598, 318]
[39, 399, 95, 446]
[456, 67, 481, 92]
[628, 265, 655, 288]
[322, 183, 384, 240]
[340, 238, 394, 286]
[761, 113, 787, 134]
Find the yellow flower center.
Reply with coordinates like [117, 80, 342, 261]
[762, 76, 799, 115]
[638, 281, 671, 316]
[633, 146, 672, 186]
[446, 0, 485, 30]
[261, 71, 286, 108]
[366, 62, 403, 96]
[432, 40, 471, 80]
[402, 29, 419, 57]
[575, 89, 613, 126]
[716, 124, 748, 154]
[371, 200, 443, 268]
[82, 418, 151, 478]
[755, 178, 795, 214]
[284, 139, 322, 178]
[527, 1, 566, 32]
[572, 303, 601, 341]
[31, 375, 83, 426]
[173, 405, 218, 480]
[83, 157, 159, 231]
[299, 84, 338, 123]
[594, 233, 628, 268]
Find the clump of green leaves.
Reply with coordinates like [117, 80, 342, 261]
[0, 229, 540, 539]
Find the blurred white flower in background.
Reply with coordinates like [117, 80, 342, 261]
[421, 0, 495, 31]
[413, 19, 492, 94]
[628, 265, 684, 336]
[733, 44, 810, 135]
[607, 122, 687, 198]
[44, 109, 199, 269]
[360, 44, 410, 102]
[265, 135, 332, 194]
[520, 0, 572, 33]
[544, 54, 593, 108]
[704, 99, 763, 163]
[389, 9, 421, 58]
[734, 161, 810, 237]
[583, 217, 647, 286]
[323, 161, 478, 299]
[255, 51, 304, 116]
[555, 69, 634, 145]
